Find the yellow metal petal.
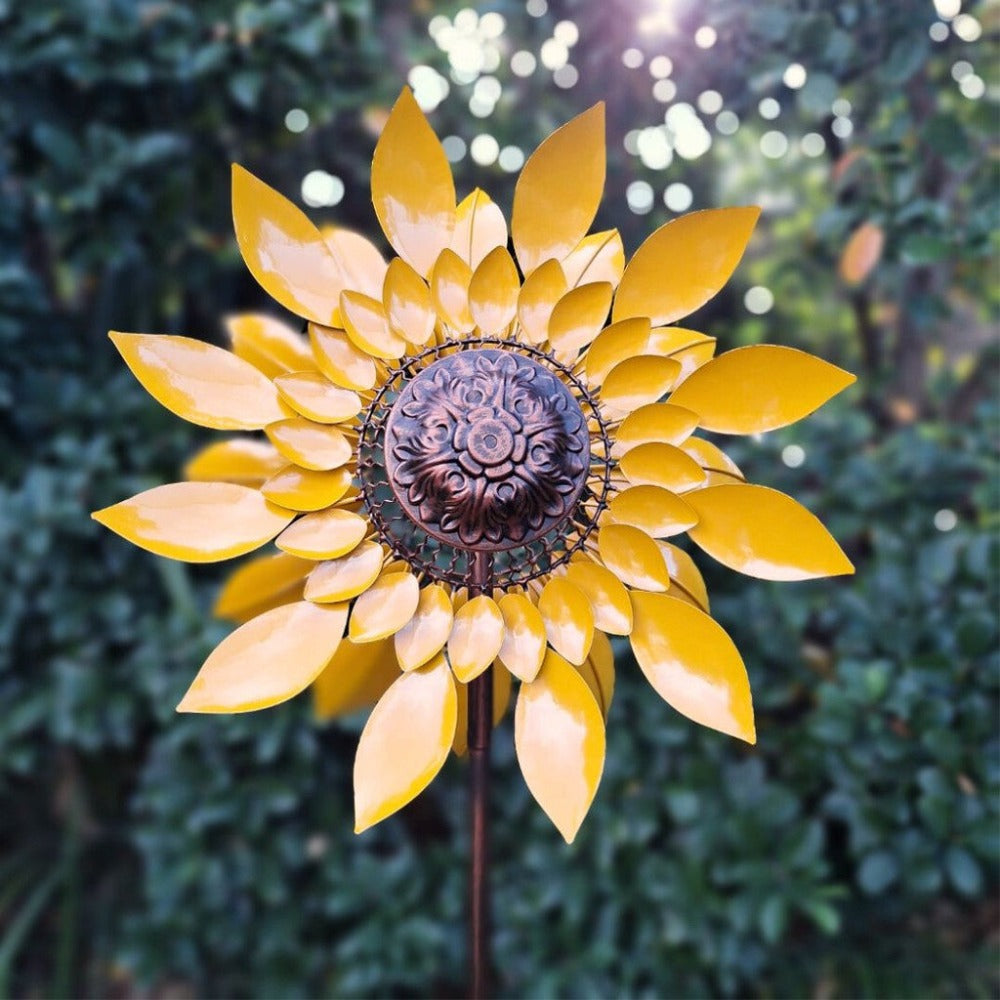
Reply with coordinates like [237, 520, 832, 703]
[382, 258, 436, 346]
[349, 571, 420, 643]
[265, 418, 352, 472]
[448, 595, 504, 683]
[231, 164, 341, 325]
[601, 356, 681, 414]
[395, 584, 454, 671]
[620, 443, 707, 493]
[468, 245, 519, 335]
[304, 540, 384, 603]
[496, 593, 546, 683]
[584, 318, 652, 386]
[668, 345, 856, 434]
[514, 648, 605, 843]
[178, 600, 348, 713]
[577, 629, 615, 720]
[538, 577, 595, 666]
[494, 662, 513, 723]
[371, 88, 456, 276]
[612, 403, 700, 458]
[561, 230, 625, 289]
[609, 485, 698, 538]
[313, 636, 399, 721]
[657, 542, 710, 613]
[321, 226, 389, 302]
[666, 337, 717, 384]
[92, 482, 293, 563]
[225, 313, 314, 378]
[184, 438, 285, 485]
[597, 523, 670, 591]
[564, 558, 633, 635]
[512, 103, 606, 275]
[340, 291, 407, 360]
[109, 332, 285, 430]
[451, 188, 508, 269]
[430, 249, 475, 332]
[613, 207, 760, 325]
[273, 371, 361, 424]
[630, 592, 755, 743]
[548, 281, 613, 358]
[686, 484, 855, 580]
[681, 437, 745, 483]
[516, 259, 567, 344]
[310, 324, 378, 391]
[276, 508, 368, 560]
[261, 465, 353, 512]
[354, 655, 457, 832]
[214, 551, 313, 623]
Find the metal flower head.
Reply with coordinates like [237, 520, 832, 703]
[93, 89, 855, 841]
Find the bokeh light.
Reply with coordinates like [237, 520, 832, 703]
[760, 130, 788, 158]
[664, 182, 693, 212]
[694, 26, 717, 49]
[745, 285, 775, 314]
[783, 63, 807, 89]
[469, 133, 499, 166]
[781, 444, 806, 468]
[301, 170, 344, 208]
[626, 180, 654, 214]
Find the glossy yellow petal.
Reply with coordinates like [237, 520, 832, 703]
[304, 540, 384, 603]
[264, 418, 352, 472]
[609, 485, 698, 538]
[657, 542, 710, 613]
[601, 356, 681, 414]
[371, 88, 456, 276]
[321, 226, 388, 302]
[620, 443, 707, 493]
[548, 282, 613, 357]
[261, 465, 353, 512]
[231, 164, 341, 324]
[178, 600, 348, 713]
[453, 664, 511, 756]
[538, 577, 595, 665]
[468, 245, 519, 335]
[273, 371, 361, 424]
[686, 485, 854, 581]
[584, 318, 651, 386]
[516, 259, 567, 345]
[514, 648, 605, 843]
[340, 291, 407, 360]
[564, 558, 633, 635]
[681, 437, 745, 483]
[648, 326, 716, 358]
[561, 230, 625, 289]
[184, 438, 285, 485]
[109, 332, 285, 430]
[214, 551, 313, 623]
[613, 207, 760, 325]
[276, 508, 368, 560]
[666, 337, 717, 383]
[395, 584, 454, 671]
[310, 324, 378, 392]
[451, 188, 508, 269]
[349, 571, 420, 643]
[612, 403, 700, 458]
[577, 629, 615, 720]
[313, 636, 399, 721]
[92, 482, 293, 563]
[354, 655, 457, 832]
[493, 662, 513, 723]
[225, 313, 314, 378]
[382, 258, 436, 346]
[496, 593, 546, 683]
[668, 345, 856, 434]
[430, 249, 475, 332]
[597, 523, 670, 591]
[512, 103, 605, 275]
[448, 595, 504, 683]
[630, 592, 755, 743]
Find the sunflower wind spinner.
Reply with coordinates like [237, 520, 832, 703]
[93, 89, 854, 843]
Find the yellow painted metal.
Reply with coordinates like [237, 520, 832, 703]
[92, 482, 292, 563]
[681, 437, 745, 483]
[448, 595, 505, 682]
[430, 248, 475, 333]
[371, 88, 456, 276]
[225, 313, 314, 378]
[512, 103, 605, 275]
[612, 404, 700, 459]
[303, 540, 384, 603]
[468, 245, 519, 335]
[514, 648, 605, 843]
[213, 551, 313, 623]
[538, 577, 595, 666]
[349, 571, 420, 643]
[177, 600, 348, 713]
[597, 523, 670, 592]
[548, 281, 613, 357]
[669, 345, 856, 433]
[686, 485, 855, 580]
[516, 258, 567, 345]
[657, 542, 710, 613]
[231, 164, 342, 325]
[310, 324, 378, 392]
[601, 356, 681, 414]
[584, 318, 652, 386]
[451, 659, 511, 756]
[613, 207, 760, 325]
[630, 592, 755, 743]
[265, 418, 352, 472]
[561, 229, 625, 289]
[340, 291, 407, 360]
[261, 465, 353, 512]
[450, 188, 508, 269]
[394, 584, 454, 671]
[608, 485, 698, 538]
[382, 258, 436, 346]
[313, 636, 399, 722]
[620, 443, 707, 493]
[109, 332, 286, 430]
[320, 226, 388, 302]
[276, 508, 368, 560]
[577, 628, 615, 720]
[273, 372, 361, 424]
[184, 439, 285, 485]
[353, 654, 457, 832]
[564, 557, 633, 635]
[496, 593, 547, 683]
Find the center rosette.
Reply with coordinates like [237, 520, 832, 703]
[384, 349, 590, 550]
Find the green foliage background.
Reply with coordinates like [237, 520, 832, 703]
[0, 0, 996, 996]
